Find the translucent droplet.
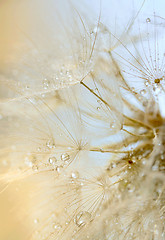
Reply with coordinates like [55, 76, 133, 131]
[140, 89, 146, 95]
[75, 211, 91, 227]
[108, 162, 116, 170]
[32, 165, 38, 172]
[110, 122, 115, 129]
[46, 140, 55, 149]
[145, 81, 149, 86]
[131, 87, 135, 92]
[71, 171, 79, 179]
[61, 153, 70, 162]
[34, 218, 39, 224]
[48, 156, 57, 164]
[43, 78, 50, 89]
[53, 223, 62, 230]
[56, 166, 63, 173]
[146, 18, 151, 23]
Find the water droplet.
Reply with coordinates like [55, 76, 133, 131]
[32, 165, 38, 172]
[146, 18, 151, 23]
[131, 87, 135, 92]
[140, 89, 146, 95]
[61, 153, 70, 162]
[145, 81, 149, 86]
[48, 156, 57, 164]
[75, 211, 91, 227]
[46, 140, 55, 149]
[34, 218, 39, 224]
[53, 223, 62, 230]
[108, 162, 116, 170]
[71, 171, 79, 179]
[110, 122, 115, 129]
[56, 166, 63, 173]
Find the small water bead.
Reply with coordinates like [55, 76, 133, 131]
[71, 171, 79, 179]
[131, 87, 135, 92]
[146, 18, 151, 23]
[42, 78, 50, 89]
[46, 140, 55, 149]
[140, 89, 146, 95]
[75, 211, 91, 227]
[108, 162, 117, 170]
[34, 218, 39, 224]
[110, 122, 116, 129]
[48, 156, 57, 165]
[145, 81, 149, 86]
[61, 153, 70, 162]
[32, 164, 38, 172]
[53, 223, 62, 230]
[127, 183, 135, 192]
[56, 166, 63, 173]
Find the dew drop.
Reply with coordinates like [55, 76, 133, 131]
[131, 87, 135, 92]
[53, 223, 62, 230]
[140, 89, 146, 95]
[56, 166, 63, 173]
[145, 81, 149, 86]
[48, 156, 57, 164]
[61, 153, 70, 162]
[46, 140, 55, 149]
[108, 162, 116, 170]
[42, 78, 50, 89]
[71, 171, 79, 179]
[146, 18, 151, 23]
[32, 164, 38, 172]
[110, 122, 116, 129]
[34, 218, 39, 224]
[75, 211, 91, 227]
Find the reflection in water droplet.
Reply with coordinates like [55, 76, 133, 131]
[32, 165, 38, 172]
[48, 156, 57, 164]
[75, 211, 91, 227]
[46, 140, 55, 149]
[53, 223, 62, 230]
[42, 78, 50, 89]
[110, 122, 115, 129]
[146, 17, 151, 23]
[71, 171, 79, 179]
[56, 166, 63, 173]
[34, 219, 39, 224]
[140, 89, 146, 95]
[61, 153, 70, 162]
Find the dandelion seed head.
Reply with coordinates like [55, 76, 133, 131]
[1, 0, 165, 239]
